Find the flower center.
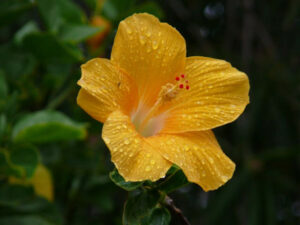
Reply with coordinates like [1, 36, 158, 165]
[131, 74, 190, 137]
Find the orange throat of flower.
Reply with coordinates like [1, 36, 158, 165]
[131, 74, 190, 137]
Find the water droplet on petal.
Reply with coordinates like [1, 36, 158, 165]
[221, 175, 228, 182]
[139, 35, 146, 45]
[105, 138, 111, 144]
[146, 30, 151, 37]
[184, 145, 189, 152]
[152, 40, 158, 49]
[126, 27, 132, 34]
[215, 107, 221, 113]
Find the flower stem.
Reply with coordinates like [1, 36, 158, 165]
[164, 195, 192, 225]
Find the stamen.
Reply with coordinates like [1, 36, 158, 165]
[175, 77, 180, 81]
[179, 84, 184, 89]
[186, 85, 190, 90]
[181, 74, 185, 78]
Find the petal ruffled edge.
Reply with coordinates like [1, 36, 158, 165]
[77, 58, 138, 123]
[102, 110, 172, 182]
[160, 56, 250, 133]
[111, 13, 186, 107]
[147, 130, 235, 191]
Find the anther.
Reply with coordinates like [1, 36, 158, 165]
[179, 84, 184, 89]
[181, 74, 185, 78]
[186, 85, 190, 90]
[175, 77, 180, 81]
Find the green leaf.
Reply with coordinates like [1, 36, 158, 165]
[0, 151, 21, 177]
[59, 24, 103, 44]
[158, 168, 189, 193]
[123, 190, 161, 225]
[12, 110, 87, 144]
[0, 70, 8, 98]
[144, 207, 171, 225]
[23, 32, 83, 63]
[37, 0, 86, 32]
[14, 21, 39, 45]
[9, 144, 39, 178]
[0, 216, 54, 225]
[0, 184, 34, 207]
[0, 114, 7, 140]
[0, 43, 37, 78]
[0, 0, 34, 27]
[109, 168, 142, 191]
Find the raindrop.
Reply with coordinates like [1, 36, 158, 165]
[146, 30, 151, 37]
[152, 40, 158, 49]
[215, 107, 221, 113]
[105, 138, 111, 144]
[139, 35, 146, 45]
[184, 146, 189, 152]
[126, 27, 132, 34]
[221, 175, 228, 182]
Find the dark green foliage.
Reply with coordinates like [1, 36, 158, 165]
[123, 189, 161, 225]
[158, 167, 189, 194]
[0, 0, 299, 225]
[12, 110, 86, 143]
[110, 168, 143, 191]
[146, 207, 171, 225]
[9, 144, 39, 178]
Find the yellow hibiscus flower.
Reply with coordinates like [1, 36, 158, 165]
[77, 13, 250, 191]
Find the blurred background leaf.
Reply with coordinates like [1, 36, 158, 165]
[12, 110, 86, 143]
[0, 0, 299, 225]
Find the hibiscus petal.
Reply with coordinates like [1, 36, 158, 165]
[111, 13, 186, 107]
[147, 130, 235, 191]
[77, 58, 138, 123]
[160, 56, 250, 133]
[102, 110, 172, 182]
